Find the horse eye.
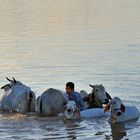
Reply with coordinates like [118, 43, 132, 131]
[95, 89, 99, 91]
[113, 101, 116, 104]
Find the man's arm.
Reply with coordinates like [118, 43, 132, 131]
[77, 93, 85, 111]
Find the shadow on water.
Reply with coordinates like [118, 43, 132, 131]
[108, 118, 140, 140]
[64, 120, 79, 140]
[64, 119, 87, 140]
[110, 123, 127, 140]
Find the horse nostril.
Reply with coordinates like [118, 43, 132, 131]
[67, 109, 71, 113]
[117, 111, 122, 116]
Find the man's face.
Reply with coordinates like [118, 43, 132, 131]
[65, 86, 74, 95]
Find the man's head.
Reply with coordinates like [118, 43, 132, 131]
[65, 82, 74, 95]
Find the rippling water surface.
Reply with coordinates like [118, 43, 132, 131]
[0, 0, 140, 139]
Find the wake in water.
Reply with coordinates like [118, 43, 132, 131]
[0, 111, 140, 140]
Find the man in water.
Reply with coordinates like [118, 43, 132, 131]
[65, 82, 85, 111]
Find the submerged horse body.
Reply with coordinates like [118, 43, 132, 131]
[1, 79, 138, 123]
[0, 77, 36, 113]
[37, 88, 67, 116]
[104, 97, 140, 123]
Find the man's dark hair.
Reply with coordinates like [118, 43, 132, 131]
[66, 82, 75, 90]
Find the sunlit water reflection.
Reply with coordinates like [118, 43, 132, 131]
[0, 0, 140, 139]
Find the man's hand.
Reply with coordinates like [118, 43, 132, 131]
[75, 108, 81, 119]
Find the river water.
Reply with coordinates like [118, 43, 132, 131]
[0, 0, 140, 139]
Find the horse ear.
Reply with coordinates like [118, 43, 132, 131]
[1, 85, 6, 89]
[1, 84, 11, 89]
[104, 104, 110, 112]
[120, 104, 125, 112]
[106, 92, 112, 100]
[13, 77, 17, 83]
[6, 77, 12, 82]
[89, 84, 94, 88]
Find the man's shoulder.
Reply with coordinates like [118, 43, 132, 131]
[73, 91, 80, 95]
[73, 92, 82, 98]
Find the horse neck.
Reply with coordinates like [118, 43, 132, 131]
[93, 98, 102, 108]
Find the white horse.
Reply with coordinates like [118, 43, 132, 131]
[104, 97, 140, 124]
[37, 88, 67, 116]
[63, 100, 110, 119]
[63, 100, 80, 119]
[80, 84, 112, 108]
[0, 77, 36, 113]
